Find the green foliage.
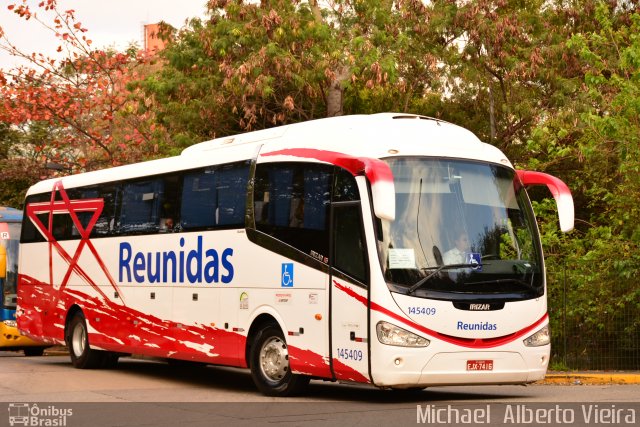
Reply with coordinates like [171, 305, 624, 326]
[0, 122, 48, 207]
[526, 1, 640, 369]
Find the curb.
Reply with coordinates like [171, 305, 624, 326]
[542, 372, 640, 385]
[43, 346, 69, 356]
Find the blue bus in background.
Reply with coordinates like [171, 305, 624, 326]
[0, 206, 48, 355]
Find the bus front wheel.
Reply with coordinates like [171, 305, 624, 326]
[67, 312, 107, 369]
[249, 324, 309, 396]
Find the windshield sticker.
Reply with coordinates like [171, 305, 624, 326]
[388, 248, 416, 269]
[466, 252, 482, 271]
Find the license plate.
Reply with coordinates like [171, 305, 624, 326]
[466, 360, 494, 371]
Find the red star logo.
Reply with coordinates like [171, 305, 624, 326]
[25, 181, 125, 304]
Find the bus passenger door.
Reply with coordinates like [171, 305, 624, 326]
[330, 201, 370, 383]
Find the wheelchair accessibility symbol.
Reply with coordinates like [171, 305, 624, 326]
[281, 263, 294, 287]
[466, 252, 482, 272]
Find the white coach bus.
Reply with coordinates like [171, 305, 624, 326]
[17, 113, 573, 396]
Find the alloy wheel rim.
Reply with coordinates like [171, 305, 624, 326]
[71, 322, 86, 357]
[259, 336, 289, 383]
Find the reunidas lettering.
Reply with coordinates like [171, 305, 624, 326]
[456, 321, 497, 331]
[119, 236, 234, 284]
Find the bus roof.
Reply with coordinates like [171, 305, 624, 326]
[25, 113, 511, 196]
[0, 207, 22, 222]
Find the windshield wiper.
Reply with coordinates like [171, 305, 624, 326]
[407, 263, 479, 294]
[465, 278, 539, 294]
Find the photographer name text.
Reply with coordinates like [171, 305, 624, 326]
[417, 404, 636, 425]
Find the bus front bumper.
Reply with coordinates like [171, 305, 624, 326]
[372, 348, 550, 388]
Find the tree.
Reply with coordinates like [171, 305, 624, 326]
[0, 120, 45, 207]
[135, 0, 463, 148]
[526, 0, 640, 369]
[0, 0, 168, 172]
[135, 0, 347, 149]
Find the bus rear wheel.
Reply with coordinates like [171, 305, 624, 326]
[249, 324, 309, 396]
[67, 311, 107, 369]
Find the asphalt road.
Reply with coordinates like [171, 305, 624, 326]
[1, 352, 638, 427]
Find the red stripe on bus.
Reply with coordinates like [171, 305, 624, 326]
[333, 280, 547, 349]
[18, 276, 370, 382]
[261, 148, 394, 185]
[18, 277, 248, 366]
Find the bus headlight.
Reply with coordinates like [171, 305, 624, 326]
[376, 321, 430, 347]
[3, 320, 17, 328]
[523, 325, 550, 347]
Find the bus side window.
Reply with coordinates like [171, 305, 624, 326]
[180, 161, 250, 230]
[333, 204, 367, 284]
[20, 194, 51, 244]
[216, 162, 250, 226]
[64, 185, 119, 238]
[254, 162, 331, 259]
[119, 179, 163, 234]
[51, 213, 73, 240]
[333, 168, 360, 202]
[332, 170, 366, 284]
[159, 174, 181, 232]
[182, 168, 217, 229]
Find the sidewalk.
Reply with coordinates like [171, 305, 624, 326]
[542, 371, 640, 385]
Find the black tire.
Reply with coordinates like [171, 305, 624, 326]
[23, 347, 46, 357]
[100, 352, 120, 369]
[66, 311, 106, 369]
[249, 324, 309, 396]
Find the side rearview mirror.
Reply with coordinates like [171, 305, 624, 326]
[516, 170, 574, 232]
[360, 158, 396, 221]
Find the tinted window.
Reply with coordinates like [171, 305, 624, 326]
[333, 169, 360, 202]
[333, 204, 366, 283]
[21, 194, 51, 243]
[180, 161, 250, 230]
[21, 161, 250, 241]
[119, 179, 163, 234]
[181, 168, 216, 229]
[51, 212, 75, 240]
[159, 175, 181, 232]
[73, 184, 120, 237]
[217, 162, 250, 226]
[254, 163, 332, 259]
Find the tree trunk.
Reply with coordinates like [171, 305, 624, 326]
[488, 84, 496, 142]
[309, 0, 349, 117]
[326, 65, 350, 117]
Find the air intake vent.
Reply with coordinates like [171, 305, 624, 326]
[392, 114, 421, 119]
[392, 114, 443, 125]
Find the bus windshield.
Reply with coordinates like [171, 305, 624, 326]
[379, 157, 544, 300]
[1, 222, 21, 309]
